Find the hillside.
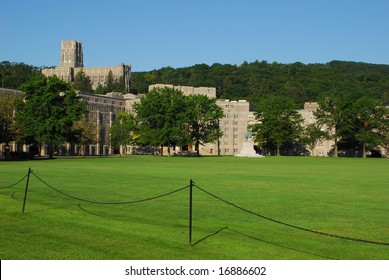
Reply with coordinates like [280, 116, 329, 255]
[131, 60, 389, 107]
[2, 60, 389, 108]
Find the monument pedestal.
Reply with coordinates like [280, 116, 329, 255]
[235, 141, 264, 158]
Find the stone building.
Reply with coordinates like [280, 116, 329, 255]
[149, 84, 217, 99]
[42, 40, 131, 92]
[298, 102, 334, 156]
[202, 99, 253, 156]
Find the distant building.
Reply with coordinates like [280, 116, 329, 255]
[203, 99, 253, 156]
[149, 84, 217, 99]
[42, 40, 131, 92]
[298, 102, 334, 156]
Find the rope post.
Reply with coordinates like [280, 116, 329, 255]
[189, 179, 193, 246]
[22, 167, 32, 214]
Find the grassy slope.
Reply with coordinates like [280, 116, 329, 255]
[0, 156, 388, 260]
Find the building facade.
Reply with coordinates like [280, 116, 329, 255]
[149, 84, 217, 99]
[298, 102, 334, 156]
[42, 40, 131, 92]
[1, 84, 341, 157]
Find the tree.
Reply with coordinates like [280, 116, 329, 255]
[104, 70, 115, 93]
[252, 96, 303, 156]
[72, 116, 98, 156]
[94, 83, 105, 95]
[0, 61, 39, 89]
[134, 87, 187, 155]
[133, 87, 223, 156]
[301, 123, 328, 156]
[183, 94, 223, 156]
[351, 97, 389, 158]
[113, 76, 126, 93]
[73, 69, 93, 92]
[16, 75, 87, 158]
[0, 91, 23, 156]
[110, 111, 136, 156]
[314, 94, 354, 157]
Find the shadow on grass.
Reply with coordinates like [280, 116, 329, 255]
[77, 204, 130, 222]
[192, 227, 229, 246]
[193, 226, 337, 260]
[9, 191, 80, 215]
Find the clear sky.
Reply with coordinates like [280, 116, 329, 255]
[1, 0, 388, 72]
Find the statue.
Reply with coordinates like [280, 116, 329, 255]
[244, 130, 252, 141]
[235, 129, 264, 157]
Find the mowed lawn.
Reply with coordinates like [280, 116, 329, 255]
[0, 156, 388, 260]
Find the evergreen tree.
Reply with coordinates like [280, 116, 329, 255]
[73, 69, 93, 92]
[104, 70, 115, 93]
[94, 83, 105, 94]
[113, 75, 126, 93]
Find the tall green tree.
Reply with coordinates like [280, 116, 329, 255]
[0, 91, 23, 155]
[104, 70, 115, 93]
[314, 94, 354, 157]
[301, 123, 328, 156]
[110, 111, 136, 156]
[94, 83, 105, 95]
[16, 75, 87, 158]
[252, 96, 303, 156]
[73, 69, 93, 92]
[113, 76, 126, 93]
[0, 61, 39, 89]
[72, 116, 97, 156]
[134, 87, 187, 155]
[351, 97, 389, 158]
[183, 94, 223, 156]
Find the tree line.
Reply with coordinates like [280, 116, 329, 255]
[3, 59, 389, 108]
[132, 60, 389, 107]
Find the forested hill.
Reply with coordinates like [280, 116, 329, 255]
[131, 60, 389, 107]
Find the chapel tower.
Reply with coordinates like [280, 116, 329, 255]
[60, 40, 83, 68]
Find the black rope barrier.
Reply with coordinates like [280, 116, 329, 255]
[194, 184, 389, 246]
[31, 171, 189, 205]
[0, 174, 28, 189]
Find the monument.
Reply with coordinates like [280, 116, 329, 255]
[235, 130, 264, 158]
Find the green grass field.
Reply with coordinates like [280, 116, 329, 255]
[0, 156, 388, 260]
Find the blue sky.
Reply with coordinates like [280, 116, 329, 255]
[1, 0, 388, 71]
